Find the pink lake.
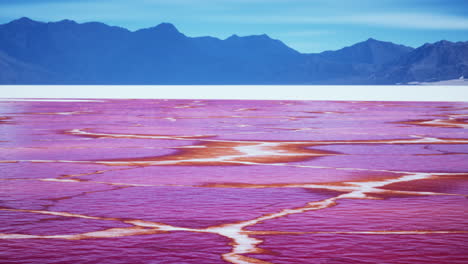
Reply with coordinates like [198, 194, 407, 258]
[0, 99, 467, 264]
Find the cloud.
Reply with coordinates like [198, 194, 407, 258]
[209, 13, 468, 30]
[344, 13, 468, 30]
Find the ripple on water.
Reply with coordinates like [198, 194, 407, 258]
[0, 232, 231, 264]
[246, 233, 468, 264]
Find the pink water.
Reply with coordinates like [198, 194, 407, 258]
[0, 99, 467, 263]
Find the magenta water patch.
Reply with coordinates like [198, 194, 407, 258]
[246, 234, 467, 264]
[0, 232, 231, 264]
[247, 196, 468, 232]
[0, 211, 131, 236]
[1, 99, 467, 264]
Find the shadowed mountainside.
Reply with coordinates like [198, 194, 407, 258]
[0, 17, 466, 84]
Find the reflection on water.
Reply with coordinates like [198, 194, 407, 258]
[0, 99, 467, 264]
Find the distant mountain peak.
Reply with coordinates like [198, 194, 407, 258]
[17, 17, 34, 22]
[225, 33, 274, 43]
[357, 38, 413, 49]
[8, 17, 40, 26]
[133, 22, 184, 38]
[153, 22, 180, 33]
[366, 37, 378, 42]
[57, 19, 77, 24]
[226, 34, 239, 40]
[246, 34, 272, 40]
[360, 38, 396, 46]
[433, 40, 453, 46]
[419, 40, 458, 50]
[318, 37, 414, 65]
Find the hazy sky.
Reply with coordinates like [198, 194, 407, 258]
[1, 0, 467, 53]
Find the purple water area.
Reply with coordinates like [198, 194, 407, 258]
[246, 234, 467, 264]
[0, 99, 467, 264]
[0, 232, 231, 264]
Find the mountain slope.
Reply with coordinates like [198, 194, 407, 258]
[0, 50, 57, 84]
[379, 40, 468, 83]
[0, 17, 466, 85]
[294, 38, 414, 84]
[0, 18, 304, 84]
[318, 38, 414, 65]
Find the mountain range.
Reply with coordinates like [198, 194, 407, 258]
[0, 17, 467, 85]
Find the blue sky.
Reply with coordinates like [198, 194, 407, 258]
[1, 0, 467, 53]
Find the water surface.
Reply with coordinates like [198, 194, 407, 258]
[0, 99, 467, 263]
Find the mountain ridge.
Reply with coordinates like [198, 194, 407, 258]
[0, 17, 466, 84]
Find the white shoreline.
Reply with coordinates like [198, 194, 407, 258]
[0, 85, 467, 102]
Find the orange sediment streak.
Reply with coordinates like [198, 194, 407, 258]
[398, 114, 468, 129]
[52, 129, 468, 167]
[60, 129, 338, 166]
